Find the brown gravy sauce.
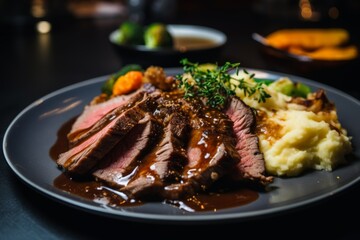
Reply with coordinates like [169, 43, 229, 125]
[50, 117, 259, 212]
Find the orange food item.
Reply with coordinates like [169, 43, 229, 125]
[112, 71, 143, 96]
[265, 28, 349, 50]
[288, 45, 358, 61]
[265, 28, 358, 61]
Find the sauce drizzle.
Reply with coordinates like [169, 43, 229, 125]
[50, 117, 259, 212]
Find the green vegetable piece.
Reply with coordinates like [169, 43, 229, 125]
[101, 76, 117, 96]
[254, 78, 273, 86]
[113, 64, 143, 79]
[117, 21, 144, 45]
[269, 78, 294, 96]
[293, 82, 311, 98]
[101, 64, 143, 95]
[269, 78, 311, 98]
[144, 23, 173, 48]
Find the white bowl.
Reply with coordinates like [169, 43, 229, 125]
[109, 24, 227, 67]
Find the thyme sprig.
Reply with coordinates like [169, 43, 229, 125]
[176, 59, 271, 108]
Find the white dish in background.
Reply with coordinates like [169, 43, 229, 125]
[109, 24, 227, 67]
[167, 24, 227, 50]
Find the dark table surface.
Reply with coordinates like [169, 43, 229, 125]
[1, 2, 360, 239]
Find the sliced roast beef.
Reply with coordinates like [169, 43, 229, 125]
[70, 89, 162, 147]
[121, 110, 189, 199]
[92, 113, 162, 187]
[68, 84, 158, 144]
[56, 92, 159, 175]
[163, 98, 240, 199]
[225, 97, 273, 184]
[68, 90, 140, 142]
[68, 91, 147, 147]
[59, 74, 274, 201]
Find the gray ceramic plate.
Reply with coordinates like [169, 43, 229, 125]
[3, 68, 360, 223]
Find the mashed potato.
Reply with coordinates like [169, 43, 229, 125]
[257, 110, 352, 176]
[231, 71, 352, 176]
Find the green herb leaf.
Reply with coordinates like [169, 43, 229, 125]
[176, 59, 271, 108]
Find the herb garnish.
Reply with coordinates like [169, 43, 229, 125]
[176, 58, 271, 108]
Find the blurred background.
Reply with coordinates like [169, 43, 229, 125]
[1, 0, 360, 131]
[1, 0, 359, 135]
